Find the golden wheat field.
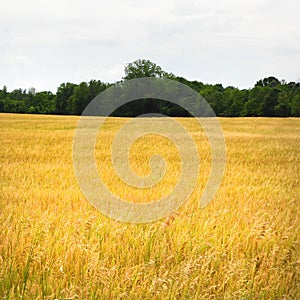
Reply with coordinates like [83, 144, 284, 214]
[0, 113, 300, 299]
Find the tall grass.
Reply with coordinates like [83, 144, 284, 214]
[0, 113, 299, 299]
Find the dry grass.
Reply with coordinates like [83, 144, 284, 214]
[0, 113, 300, 299]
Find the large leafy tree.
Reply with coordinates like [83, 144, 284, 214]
[69, 80, 108, 115]
[256, 76, 281, 88]
[55, 83, 77, 114]
[199, 84, 225, 116]
[121, 59, 175, 116]
[123, 59, 173, 80]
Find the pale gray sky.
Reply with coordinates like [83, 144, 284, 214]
[0, 0, 299, 92]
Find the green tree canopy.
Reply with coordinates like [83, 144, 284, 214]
[0, 63, 299, 117]
[123, 59, 173, 80]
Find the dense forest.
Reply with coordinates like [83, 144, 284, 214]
[0, 59, 299, 117]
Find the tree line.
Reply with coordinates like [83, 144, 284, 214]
[0, 59, 299, 117]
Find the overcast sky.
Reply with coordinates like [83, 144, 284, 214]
[0, 0, 299, 92]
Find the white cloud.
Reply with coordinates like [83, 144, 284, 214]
[0, 0, 299, 92]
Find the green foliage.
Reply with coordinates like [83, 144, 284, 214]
[124, 59, 174, 80]
[0, 62, 299, 117]
[255, 76, 281, 88]
[291, 94, 300, 116]
[69, 80, 108, 115]
[56, 82, 78, 114]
